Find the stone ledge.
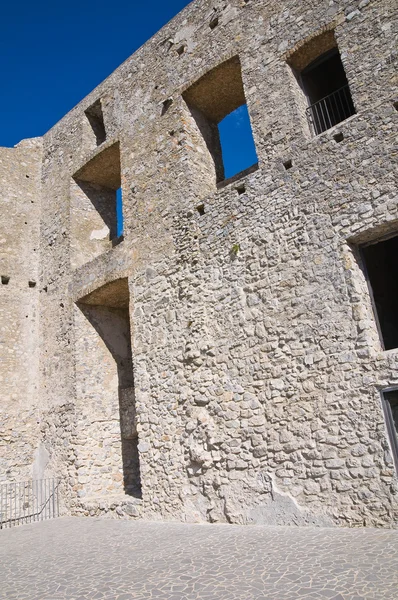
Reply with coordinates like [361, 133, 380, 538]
[72, 494, 143, 519]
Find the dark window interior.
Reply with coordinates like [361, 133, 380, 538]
[382, 390, 398, 474]
[301, 49, 348, 105]
[301, 49, 355, 134]
[362, 235, 398, 350]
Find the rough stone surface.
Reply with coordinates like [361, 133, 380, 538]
[1, 517, 398, 599]
[0, 0, 398, 528]
[0, 138, 42, 483]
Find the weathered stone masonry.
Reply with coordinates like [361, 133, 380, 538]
[1, 0, 397, 527]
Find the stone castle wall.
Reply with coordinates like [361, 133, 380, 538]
[1, 0, 397, 526]
[0, 139, 43, 483]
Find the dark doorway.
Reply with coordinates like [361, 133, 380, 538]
[361, 235, 398, 351]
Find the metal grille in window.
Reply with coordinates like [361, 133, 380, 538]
[306, 85, 356, 135]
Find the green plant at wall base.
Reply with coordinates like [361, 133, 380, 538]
[231, 243, 241, 256]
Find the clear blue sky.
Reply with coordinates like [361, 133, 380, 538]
[0, 0, 190, 147]
[0, 0, 257, 178]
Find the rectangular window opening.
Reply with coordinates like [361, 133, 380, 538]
[182, 56, 258, 186]
[360, 234, 398, 351]
[381, 389, 398, 475]
[288, 32, 355, 135]
[71, 142, 123, 268]
[85, 99, 106, 146]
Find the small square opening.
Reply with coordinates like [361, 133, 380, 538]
[283, 159, 293, 170]
[360, 234, 398, 350]
[162, 98, 173, 116]
[1, 275, 10, 285]
[196, 204, 205, 216]
[333, 132, 344, 143]
[236, 183, 246, 195]
[209, 17, 219, 30]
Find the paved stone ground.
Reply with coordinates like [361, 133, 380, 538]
[1, 518, 397, 600]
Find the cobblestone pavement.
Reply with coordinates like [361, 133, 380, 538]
[1, 518, 397, 600]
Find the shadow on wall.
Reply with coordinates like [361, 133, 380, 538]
[77, 279, 141, 498]
[75, 180, 118, 239]
[71, 142, 124, 269]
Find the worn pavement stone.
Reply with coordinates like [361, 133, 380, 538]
[1, 518, 397, 599]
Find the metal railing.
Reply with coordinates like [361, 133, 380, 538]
[306, 85, 356, 135]
[0, 478, 60, 529]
